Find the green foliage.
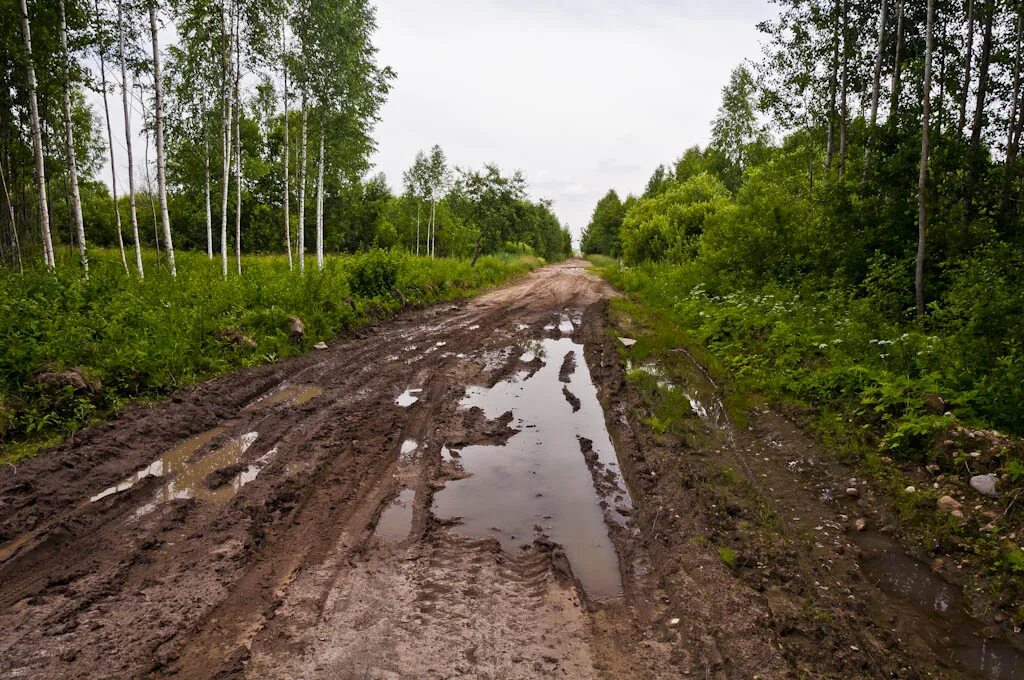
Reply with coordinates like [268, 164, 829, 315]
[346, 248, 401, 298]
[0, 248, 538, 454]
[579, 189, 625, 257]
[620, 173, 731, 265]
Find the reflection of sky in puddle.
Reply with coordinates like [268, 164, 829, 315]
[376, 488, 415, 543]
[89, 430, 275, 519]
[395, 388, 422, 407]
[246, 384, 323, 410]
[434, 337, 629, 599]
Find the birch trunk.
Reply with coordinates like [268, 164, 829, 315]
[0, 157, 23, 274]
[118, 0, 143, 277]
[316, 125, 324, 271]
[59, 0, 90, 275]
[1000, 9, 1023, 222]
[204, 119, 212, 258]
[281, 20, 292, 269]
[298, 100, 307, 273]
[150, 3, 176, 277]
[889, 0, 904, 125]
[970, 2, 993, 152]
[868, 0, 887, 129]
[430, 199, 436, 258]
[219, 0, 233, 277]
[957, 0, 975, 138]
[917, 0, 935, 319]
[838, 0, 848, 178]
[19, 0, 54, 268]
[415, 201, 420, 255]
[234, 9, 242, 275]
[141, 98, 160, 257]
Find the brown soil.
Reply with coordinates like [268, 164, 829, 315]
[0, 260, 1018, 679]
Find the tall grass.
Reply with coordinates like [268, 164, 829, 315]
[0, 248, 540, 456]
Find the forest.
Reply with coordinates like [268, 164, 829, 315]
[0, 0, 572, 270]
[583, 0, 1024, 441]
[582, 0, 1024, 606]
[0, 0, 571, 454]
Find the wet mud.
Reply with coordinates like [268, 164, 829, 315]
[0, 259, 1017, 679]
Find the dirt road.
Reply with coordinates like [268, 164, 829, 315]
[0, 260, 1021, 679]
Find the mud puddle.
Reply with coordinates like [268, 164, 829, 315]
[92, 429, 266, 510]
[856, 532, 1024, 679]
[433, 336, 630, 600]
[376, 489, 415, 544]
[246, 384, 322, 410]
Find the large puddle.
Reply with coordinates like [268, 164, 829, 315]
[856, 533, 1024, 679]
[432, 336, 629, 600]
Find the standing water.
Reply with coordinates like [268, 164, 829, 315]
[432, 335, 631, 600]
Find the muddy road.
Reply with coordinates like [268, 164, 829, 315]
[1, 260, 1021, 679]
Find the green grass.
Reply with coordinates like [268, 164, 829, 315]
[0, 247, 541, 461]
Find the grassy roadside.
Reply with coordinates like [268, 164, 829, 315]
[0, 248, 542, 464]
[588, 256, 1024, 623]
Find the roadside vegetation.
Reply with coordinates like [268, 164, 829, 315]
[583, 0, 1024, 620]
[0, 248, 540, 462]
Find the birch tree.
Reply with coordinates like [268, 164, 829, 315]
[118, 0, 144, 276]
[917, 0, 935, 319]
[57, 0, 91, 274]
[281, 15, 292, 269]
[19, 0, 55, 268]
[150, 0, 176, 277]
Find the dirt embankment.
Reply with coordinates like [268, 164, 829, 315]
[0, 259, 1018, 679]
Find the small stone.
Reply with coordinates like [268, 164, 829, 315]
[287, 315, 305, 340]
[904, 485, 917, 493]
[845, 487, 860, 498]
[951, 509, 965, 519]
[970, 474, 998, 497]
[618, 337, 637, 348]
[855, 518, 867, 532]
[937, 495, 962, 513]
[313, 341, 328, 350]
[668, 617, 681, 627]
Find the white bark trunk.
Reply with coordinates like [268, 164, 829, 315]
[429, 199, 436, 258]
[118, 0, 143, 277]
[150, 3, 175, 277]
[20, 0, 54, 268]
[0, 157, 23, 274]
[415, 201, 420, 255]
[298, 101, 307, 273]
[60, 0, 90, 275]
[281, 19, 292, 269]
[234, 8, 242, 275]
[916, 0, 935, 318]
[868, 0, 887, 128]
[316, 125, 324, 271]
[219, 0, 233, 277]
[204, 120, 212, 259]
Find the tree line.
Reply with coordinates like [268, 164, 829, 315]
[0, 0, 571, 278]
[583, 0, 1024, 322]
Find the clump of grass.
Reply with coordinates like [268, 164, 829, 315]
[718, 546, 737, 568]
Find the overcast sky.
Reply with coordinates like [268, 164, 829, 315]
[89, 0, 774, 243]
[369, 0, 774, 239]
